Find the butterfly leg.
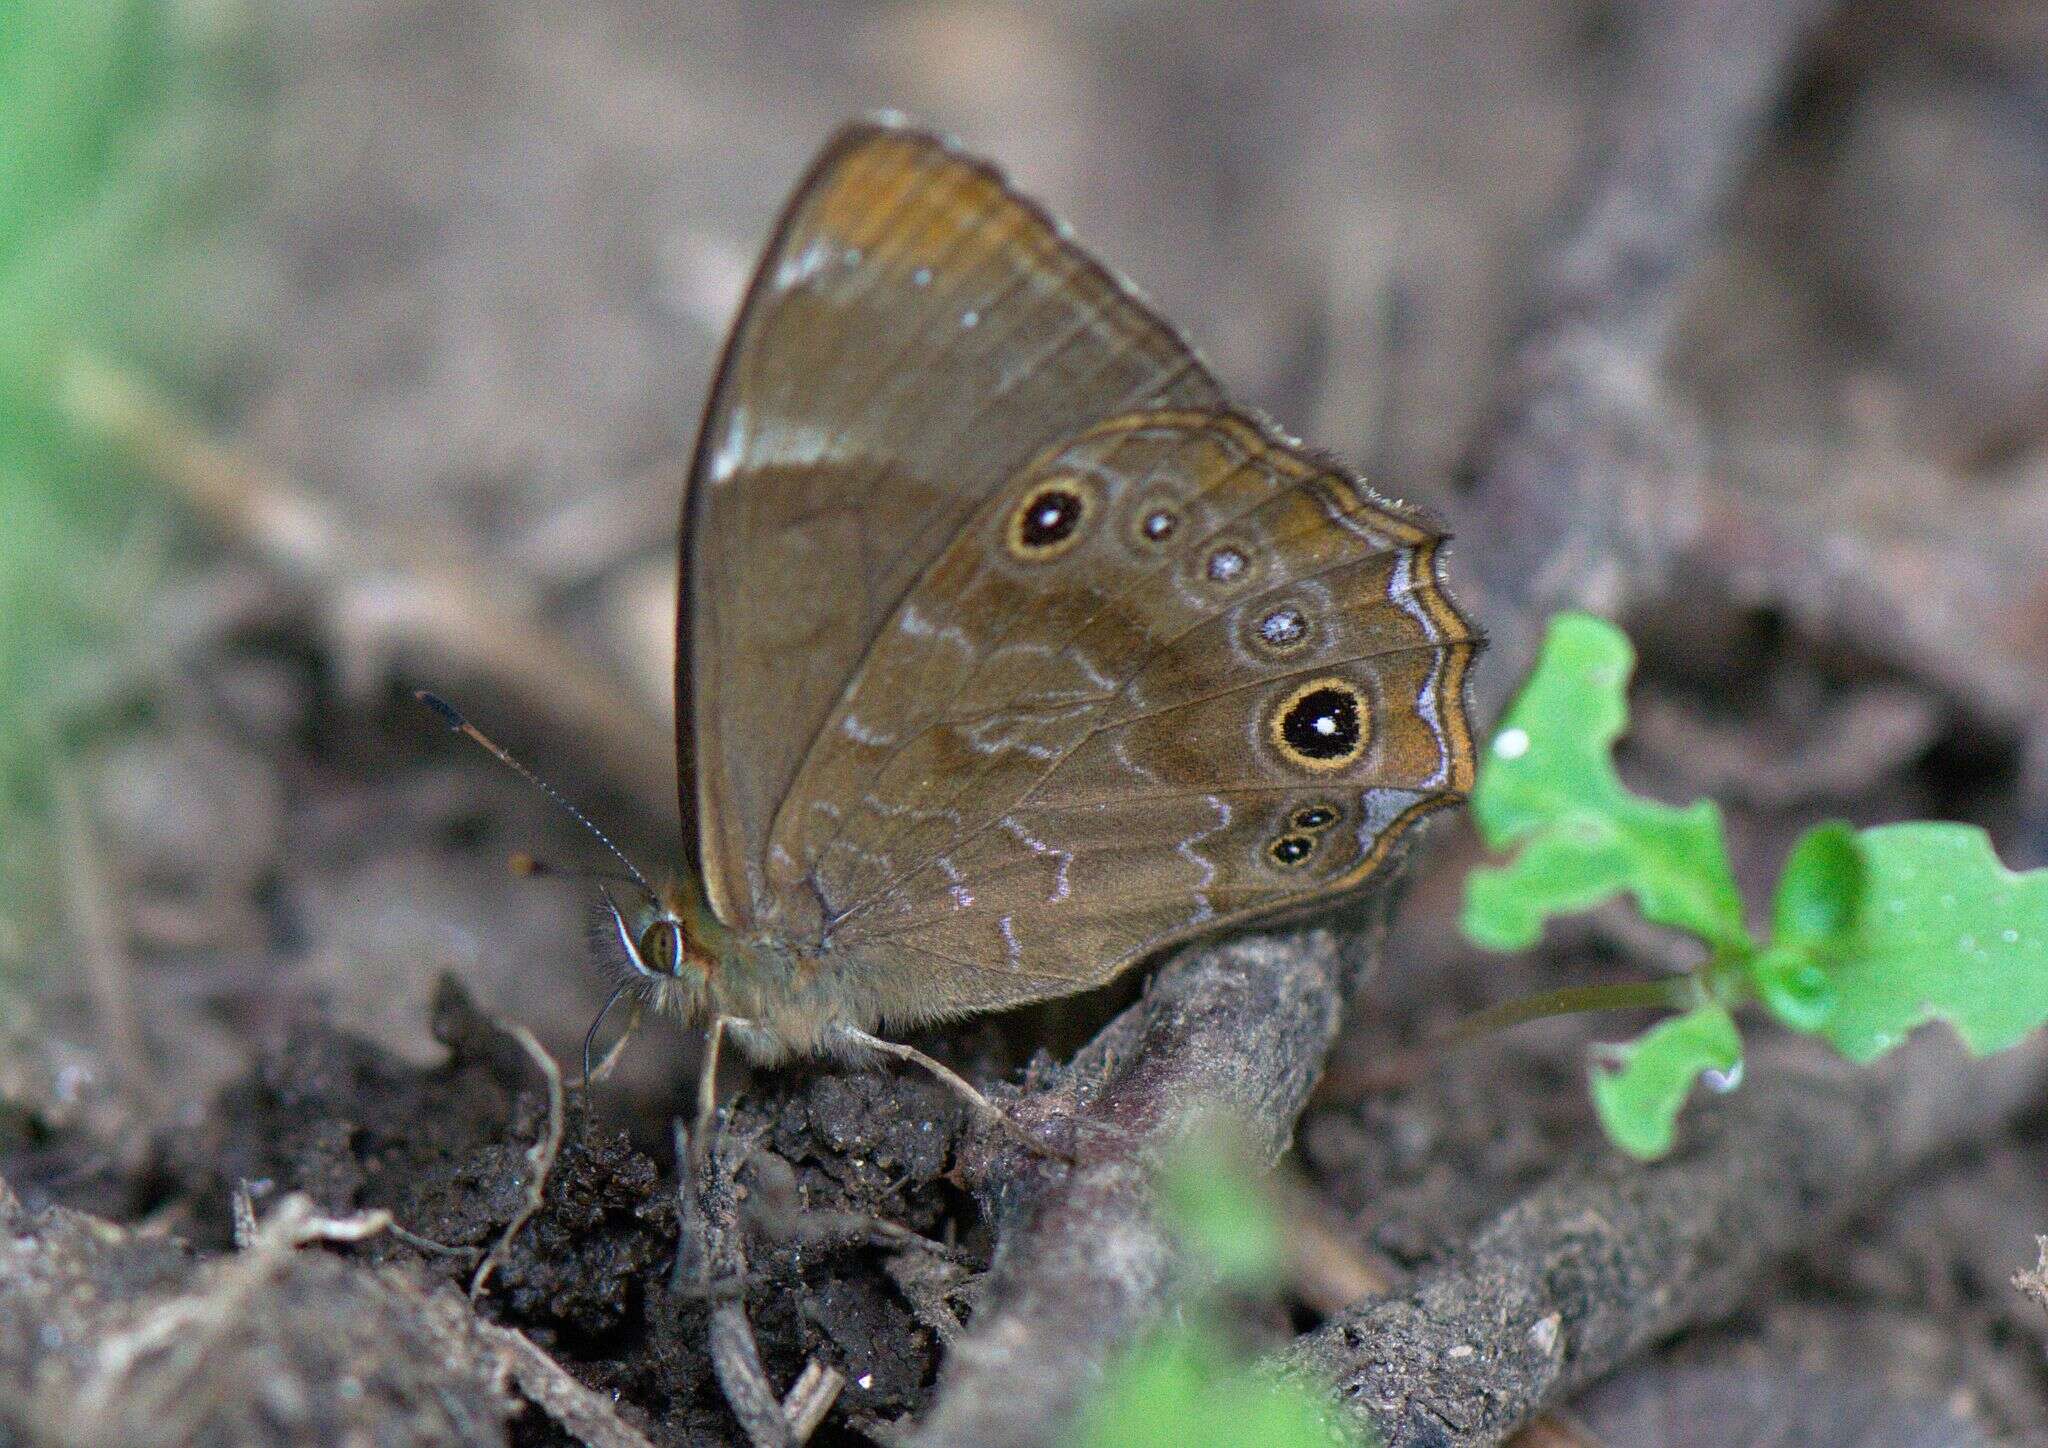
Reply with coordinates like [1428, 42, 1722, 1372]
[691, 1015, 740, 1169]
[827, 1024, 1070, 1163]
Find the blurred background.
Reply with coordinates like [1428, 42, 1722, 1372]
[3, 0, 2048, 1434]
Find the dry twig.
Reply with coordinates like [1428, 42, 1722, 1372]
[47, 747, 153, 1103]
[410, 1281, 659, 1448]
[470, 1019, 567, 1301]
[911, 927, 1359, 1447]
[59, 351, 673, 817]
[780, 1360, 847, 1444]
[1278, 1034, 2048, 1447]
[677, 1118, 800, 1448]
[474, 1316, 660, 1448]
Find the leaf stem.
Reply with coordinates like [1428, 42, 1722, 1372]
[1439, 976, 1703, 1046]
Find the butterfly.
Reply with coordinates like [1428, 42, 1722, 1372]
[449, 118, 1478, 1146]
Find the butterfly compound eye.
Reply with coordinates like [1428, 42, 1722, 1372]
[1007, 478, 1093, 561]
[1270, 677, 1370, 772]
[638, 918, 684, 976]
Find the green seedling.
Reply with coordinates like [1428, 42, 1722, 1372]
[1463, 612, 2048, 1159]
[1064, 1120, 1371, 1448]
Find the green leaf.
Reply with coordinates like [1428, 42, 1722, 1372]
[1772, 822, 1863, 950]
[1065, 1332, 1370, 1448]
[1064, 1117, 1376, 1447]
[1748, 822, 1860, 1033]
[1749, 944, 1837, 1033]
[1463, 613, 1749, 954]
[1813, 824, 2048, 1062]
[1588, 1003, 1743, 1160]
[1157, 1121, 1283, 1288]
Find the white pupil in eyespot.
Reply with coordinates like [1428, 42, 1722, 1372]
[1259, 609, 1306, 645]
[1313, 713, 1339, 735]
[1143, 510, 1176, 540]
[1208, 548, 1246, 582]
[1036, 504, 1063, 528]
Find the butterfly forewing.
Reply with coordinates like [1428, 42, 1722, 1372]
[681, 124, 1220, 931]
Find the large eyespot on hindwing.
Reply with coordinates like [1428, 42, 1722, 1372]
[1005, 476, 1096, 561]
[1269, 676, 1371, 772]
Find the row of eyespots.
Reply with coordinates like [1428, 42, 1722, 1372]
[1004, 476, 1258, 592]
[1268, 801, 1341, 867]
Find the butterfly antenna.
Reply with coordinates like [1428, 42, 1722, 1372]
[508, 851, 647, 889]
[414, 690, 655, 899]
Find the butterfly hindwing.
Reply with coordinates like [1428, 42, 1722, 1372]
[766, 409, 1476, 1026]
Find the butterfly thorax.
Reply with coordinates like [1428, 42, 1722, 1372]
[629, 875, 869, 1062]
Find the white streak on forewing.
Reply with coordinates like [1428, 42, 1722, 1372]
[772, 239, 832, 292]
[822, 836, 891, 892]
[1415, 648, 1450, 787]
[707, 406, 749, 485]
[963, 715, 1061, 761]
[747, 422, 846, 473]
[1056, 639, 1117, 696]
[1111, 735, 1164, 787]
[897, 602, 979, 663]
[1386, 544, 1451, 786]
[997, 914, 1022, 968]
[1317, 481, 1394, 550]
[1386, 545, 1441, 643]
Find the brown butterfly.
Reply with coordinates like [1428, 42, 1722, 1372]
[443, 119, 1477, 1145]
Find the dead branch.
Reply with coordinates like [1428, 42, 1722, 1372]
[1277, 1033, 2048, 1448]
[1453, 0, 1842, 718]
[910, 927, 1356, 1448]
[1280, 1181, 1609, 1448]
[59, 351, 673, 819]
[780, 1360, 847, 1444]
